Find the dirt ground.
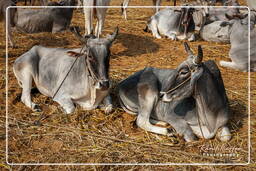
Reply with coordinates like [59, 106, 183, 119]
[0, 0, 256, 170]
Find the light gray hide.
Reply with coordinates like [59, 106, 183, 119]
[13, 27, 119, 114]
[0, 0, 17, 47]
[14, 0, 75, 33]
[206, 7, 240, 24]
[247, 0, 256, 11]
[200, 21, 231, 42]
[121, 0, 162, 20]
[83, 0, 111, 38]
[118, 43, 231, 142]
[146, 8, 196, 41]
[220, 15, 256, 71]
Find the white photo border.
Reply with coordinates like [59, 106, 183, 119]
[5, 5, 251, 166]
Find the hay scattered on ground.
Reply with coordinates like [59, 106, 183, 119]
[0, 0, 255, 170]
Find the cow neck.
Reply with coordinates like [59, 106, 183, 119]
[193, 71, 218, 137]
[85, 49, 98, 85]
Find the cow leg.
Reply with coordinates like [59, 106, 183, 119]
[102, 95, 113, 114]
[54, 97, 75, 114]
[150, 20, 161, 39]
[153, 0, 162, 13]
[166, 32, 177, 40]
[136, 73, 168, 135]
[121, 0, 130, 20]
[216, 126, 231, 142]
[16, 69, 41, 112]
[149, 118, 169, 127]
[5, 9, 15, 48]
[219, 60, 247, 72]
[165, 115, 197, 142]
[188, 33, 196, 42]
[83, 0, 94, 35]
[95, 7, 108, 38]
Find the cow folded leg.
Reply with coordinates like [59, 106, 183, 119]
[220, 60, 247, 72]
[14, 66, 41, 112]
[165, 115, 197, 142]
[101, 95, 113, 114]
[149, 118, 169, 127]
[54, 97, 75, 114]
[136, 79, 168, 135]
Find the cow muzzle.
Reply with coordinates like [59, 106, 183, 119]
[95, 80, 110, 90]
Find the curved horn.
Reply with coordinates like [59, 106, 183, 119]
[184, 42, 193, 56]
[70, 26, 89, 44]
[107, 27, 119, 43]
[194, 45, 203, 65]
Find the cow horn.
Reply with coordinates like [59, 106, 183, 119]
[184, 42, 193, 56]
[194, 45, 203, 65]
[70, 26, 89, 44]
[107, 27, 119, 43]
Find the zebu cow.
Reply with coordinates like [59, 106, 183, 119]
[0, 0, 17, 47]
[13, 27, 118, 114]
[83, 0, 111, 38]
[219, 14, 256, 71]
[118, 43, 231, 142]
[199, 20, 231, 42]
[14, 0, 75, 33]
[144, 7, 196, 41]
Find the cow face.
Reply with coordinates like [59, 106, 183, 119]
[69, 26, 118, 91]
[180, 7, 195, 34]
[160, 42, 203, 102]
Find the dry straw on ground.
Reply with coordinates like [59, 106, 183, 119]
[0, 0, 255, 170]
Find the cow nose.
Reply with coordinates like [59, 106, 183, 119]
[99, 80, 109, 90]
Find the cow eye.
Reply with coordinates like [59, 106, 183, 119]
[179, 69, 189, 75]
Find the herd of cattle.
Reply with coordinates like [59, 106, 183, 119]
[1, 0, 255, 142]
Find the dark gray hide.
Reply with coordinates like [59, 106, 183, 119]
[118, 43, 231, 142]
[13, 27, 119, 114]
[0, 0, 17, 47]
[14, 0, 75, 33]
[220, 13, 256, 71]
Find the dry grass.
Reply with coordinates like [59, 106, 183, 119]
[0, 0, 255, 170]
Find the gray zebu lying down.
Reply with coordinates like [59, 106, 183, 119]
[13, 27, 119, 114]
[14, 0, 75, 33]
[118, 43, 231, 142]
[219, 14, 256, 71]
[200, 20, 231, 43]
[145, 8, 196, 41]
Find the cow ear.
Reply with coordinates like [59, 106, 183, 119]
[67, 51, 83, 58]
[106, 27, 119, 44]
[184, 42, 193, 56]
[219, 21, 231, 27]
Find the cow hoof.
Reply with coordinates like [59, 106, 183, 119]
[32, 104, 41, 112]
[217, 127, 231, 142]
[59, 106, 74, 115]
[104, 104, 113, 114]
[184, 133, 198, 142]
[156, 35, 162, 39]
